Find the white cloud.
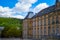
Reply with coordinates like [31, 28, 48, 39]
[10, 15, 24, 19]
[33, 3, 49, 13]
[0, 6, 12, 17]
[0, 0, 37, 19]
[18, 0, 37, 4]
[0, 6, 11, 13]
[13, 2, 31, 13]
[0, 0, 49, 19]
[13, 0, 37, 13]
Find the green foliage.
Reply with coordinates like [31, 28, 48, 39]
[0, 17, 23, 38]
[2, 26, 22, 38]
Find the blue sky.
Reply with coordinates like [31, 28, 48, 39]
[32, 0, 56, 8]
[0, 0, 56, 8]
[0, 0, 56, 19]
[0, 0, 18, 8]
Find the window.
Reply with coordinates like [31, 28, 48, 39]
[52, 17, 55, 24]
[44, 16, 46, 26]
[44, 27, 46, 34]
[56, 16, 59, 24]
[25, 22, 28, 27]
[33, 21, 36, 27]
[48, 26, 50, 29]
[48, 18, 50, 25]
[42, 20, 44, 26]
[48, 26, 50, 35]
[41, 27, 42, 29]
[46, 15, 48, 18]
[40, 19, 42, 26]
[39, 20, 41, 26]
[52, 25, 55, 35]
[37, 21, 39, 26]
[39, 17, 41, 26]
[40, 27, 42, 34]
[58, 15, 60, 23]
[33, 28, 36, 36]
[56, 24, 60, 35]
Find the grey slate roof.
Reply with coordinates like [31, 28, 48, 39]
[24, 12, 34, 19]
[32, 5, 56, 18]
[37, 5, 55, 16]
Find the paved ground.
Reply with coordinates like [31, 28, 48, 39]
[0, 38, 22, 40]
[0, 38, 33, 40]
[0, 38, 59, 40]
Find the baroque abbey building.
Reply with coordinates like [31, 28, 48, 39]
[23, 0, 60, 39]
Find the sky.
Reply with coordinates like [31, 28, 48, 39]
[0, 0, 56, 19]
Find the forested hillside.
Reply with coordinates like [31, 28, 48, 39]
[0, 17, 23, 38]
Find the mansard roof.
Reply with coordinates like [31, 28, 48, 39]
[32, 5, 56, 18]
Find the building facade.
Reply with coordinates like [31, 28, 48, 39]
[23, 0, 60, 39]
